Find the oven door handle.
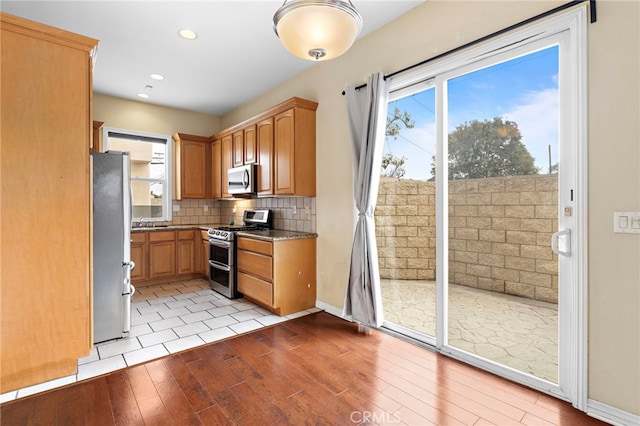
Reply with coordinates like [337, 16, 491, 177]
[208, 239, 231, 249]
[209, 260, 231, 272]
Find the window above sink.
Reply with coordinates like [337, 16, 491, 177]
[104, 127, 173, 223]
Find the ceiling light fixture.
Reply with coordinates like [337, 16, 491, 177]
[178, 29, 197, 40]
[150, 74, 164, 81]
[137, 93, 149, 99]
[273, 0, 363, 61]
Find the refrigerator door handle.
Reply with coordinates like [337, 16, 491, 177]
[122, 288, 132, 334]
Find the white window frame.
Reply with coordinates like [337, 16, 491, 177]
[103, 127, 173, 223]
[385, 6, 588, 409]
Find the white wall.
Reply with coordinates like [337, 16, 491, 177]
[221, 0, 640, 416]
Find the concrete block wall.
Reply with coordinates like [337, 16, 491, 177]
[376, 175, 559, 303]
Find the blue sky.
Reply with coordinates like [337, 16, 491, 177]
[384, 45, 559, 180]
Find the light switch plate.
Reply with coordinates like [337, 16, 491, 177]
[613, 211, 640, 233]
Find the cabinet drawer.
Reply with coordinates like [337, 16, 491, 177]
[237, 237, 272, 256]
[200, 230, 209, 240]
[149, 231, 175, 242]
[178, 230, 195, 240]
[131, 232, 146, 243]
[238, 272, 273, 306]
[237, 250, 272, 282]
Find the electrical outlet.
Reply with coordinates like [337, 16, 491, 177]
[305, 206, 311, 217]
[173, 204, 180, 213]
[232, 205, 237, 213]
[203, 205, 208, 212]
[292, 205, 297, 215]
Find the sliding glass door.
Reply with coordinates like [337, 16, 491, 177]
[443, 44, 561, 384]
[379, 8, 586, 404]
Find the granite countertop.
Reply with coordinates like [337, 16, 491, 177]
[131, 224, 222, 232]
[131, 225, 317, 241]
[236, 229, 318, 242]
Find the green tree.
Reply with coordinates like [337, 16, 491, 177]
[381, 153, 407, 178]
[382, 107, 415, 178]
[432, 117, 539, 179]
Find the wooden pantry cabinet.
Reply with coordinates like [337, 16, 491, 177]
[237, 236, 316, 316]
[0, 13, 98, 393]
[174, 133, 211, 199]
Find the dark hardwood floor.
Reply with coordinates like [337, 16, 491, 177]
[1, 312, 607, 425]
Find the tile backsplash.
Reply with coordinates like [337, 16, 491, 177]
[166, 197, 316, 233]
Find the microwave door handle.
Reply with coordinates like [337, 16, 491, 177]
[243, 169, 249, 189]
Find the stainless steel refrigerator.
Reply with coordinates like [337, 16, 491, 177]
[91, 151, 135, 343]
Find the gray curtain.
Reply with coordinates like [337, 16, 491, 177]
[343, 72, 388, 328]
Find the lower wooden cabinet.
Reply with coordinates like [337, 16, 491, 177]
[199, 230, 210, 276]
[149, 231, 176, 279]
[132, 228, 204, 286]
[131, 232, 148, 281]
[237, 236, 316, 316]
[177, 230, 196, 275]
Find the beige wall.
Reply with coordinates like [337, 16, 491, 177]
[93, 93, 221, 136]
[221, 0, 640, 415]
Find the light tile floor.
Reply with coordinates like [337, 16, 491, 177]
[382, 279, 558, 383]
[1, 278, 320, 403]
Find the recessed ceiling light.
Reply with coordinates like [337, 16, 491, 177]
[178, 29, 197, 40]
[150, 74, 164, 81]
[137, 93, 149, 99]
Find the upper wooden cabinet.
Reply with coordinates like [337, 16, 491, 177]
[256, 118, 274, 196]
[174, 133, 211, 200]
[221, 134, 233, 198]
[212, 97, 317, 197]
[244, 124, 257, 165]
[211, 138, 222, 199]
[1, 12, 98, 393]
[232, 130, 244, 167]
[274, 106, 316, 196]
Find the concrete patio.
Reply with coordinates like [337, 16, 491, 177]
[381, 279, 558, 383]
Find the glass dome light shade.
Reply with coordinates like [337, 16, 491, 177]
[273, 0, 363, 61]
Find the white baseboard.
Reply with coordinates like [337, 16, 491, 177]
[587, 399, 640, 426]
[315, 300, 352, 322]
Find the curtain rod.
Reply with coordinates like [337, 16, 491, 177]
[341, 0, 595, 95]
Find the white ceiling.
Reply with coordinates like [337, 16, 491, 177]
[2, 1, 424, 116]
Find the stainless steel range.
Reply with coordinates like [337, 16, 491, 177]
[207, 209, 273, 298]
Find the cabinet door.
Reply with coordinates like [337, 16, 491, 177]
[257, 118, 274, 195]
[131, 243, 147, 282]
[211, 138, 222, 199]
[177, 230, 196, 275]
[274, 108, 295, 195]
[177, 239, 195, 275]
[221, 134, 233, 198]
[244, 125, 257, 164]
[202, 238, 210, 276]
[232, 130, 244, 167]
[149, 241, 176, 278]
[178, 138, 209, 199]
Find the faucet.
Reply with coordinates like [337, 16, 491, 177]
[138, 217, 147, 228]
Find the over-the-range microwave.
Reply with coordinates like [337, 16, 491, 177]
[227, 164, 257, 195]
